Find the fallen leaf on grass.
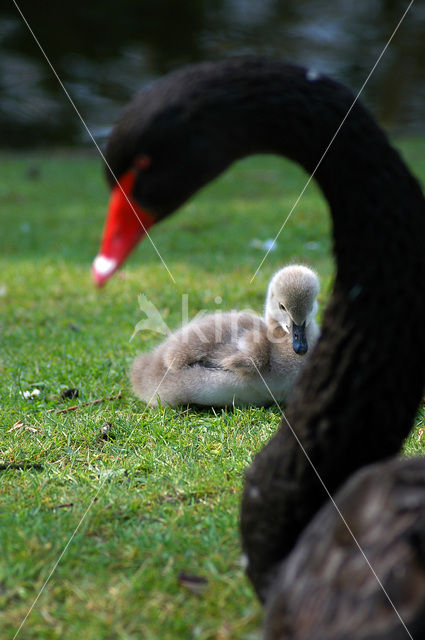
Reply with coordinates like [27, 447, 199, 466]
[177, 571, 209, 595]
[7, 421, 39, 434]
[7, 420, 24, 432]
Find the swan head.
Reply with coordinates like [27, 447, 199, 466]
[93, 62, 237, 286]
[265, 265, 320, 355]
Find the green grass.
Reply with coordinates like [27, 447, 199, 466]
[1, 139, 425, 639]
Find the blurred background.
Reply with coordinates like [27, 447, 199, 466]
[1, 0, 424, 148]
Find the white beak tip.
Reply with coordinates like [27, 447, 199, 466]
[92, 255, 118, 287]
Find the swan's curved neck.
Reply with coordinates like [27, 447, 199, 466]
[235, 62, 425, 601]
[110, 59, 425, 600]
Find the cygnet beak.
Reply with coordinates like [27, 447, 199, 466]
[292, 322, 308, 355]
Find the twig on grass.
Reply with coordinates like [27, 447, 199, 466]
[50, 502, 74, 510]
[47, 392, 123, 414]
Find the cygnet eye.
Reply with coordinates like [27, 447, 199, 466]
[279, 303, 286, 311]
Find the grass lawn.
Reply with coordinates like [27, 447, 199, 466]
[1, 138, 425, 639]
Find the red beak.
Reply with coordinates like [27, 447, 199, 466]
[92, 168, 157, 286]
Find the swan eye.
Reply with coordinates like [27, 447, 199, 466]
[279, 303, 286, 311]
[135, 155, 152, 171]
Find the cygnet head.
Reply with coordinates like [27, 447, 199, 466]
[265, 265, 320, 355]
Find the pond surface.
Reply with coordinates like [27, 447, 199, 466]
[1, 0, 424, 147]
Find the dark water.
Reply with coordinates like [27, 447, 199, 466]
[1, 0, 424, 147]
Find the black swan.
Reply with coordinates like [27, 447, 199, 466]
[93, 59, 425, 636]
